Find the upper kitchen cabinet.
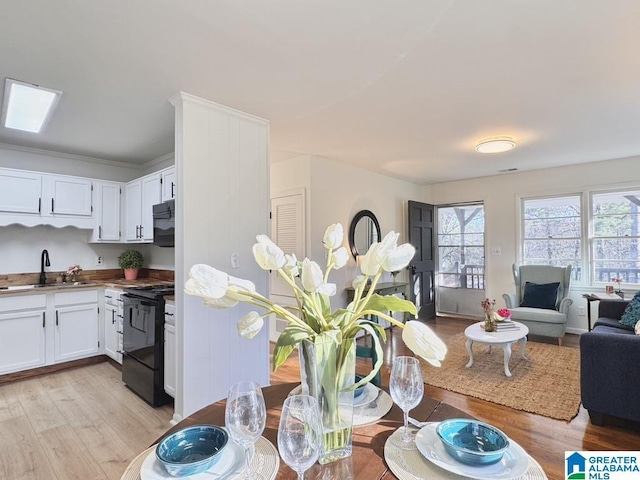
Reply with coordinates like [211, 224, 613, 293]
[91, 180, 122, 242]
[0, 167, 94, 228]
[0, 169, 42, 214]
[125, 172, 161, 242]
[160, 166, 176, 202]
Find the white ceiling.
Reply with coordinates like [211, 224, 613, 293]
[1, 0, 639, 184]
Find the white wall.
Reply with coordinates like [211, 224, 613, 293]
[172, 93, 270, 420]
[423, 155, 640, 333]
[270, 155, 422, 311]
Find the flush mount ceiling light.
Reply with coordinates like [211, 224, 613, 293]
[475, 137, 516, 154]
[1, 78, 62, 133]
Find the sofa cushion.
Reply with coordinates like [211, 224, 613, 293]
[593, 317, 635, 332]
[620, 291, 640, 328]
[592, 324, 636, 336]
[508, 306, 566, 324]
[520, 281, 560, 310]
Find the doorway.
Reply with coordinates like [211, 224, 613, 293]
[436, 203, 486, 317]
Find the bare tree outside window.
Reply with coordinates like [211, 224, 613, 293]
[438, 205, 485, 289]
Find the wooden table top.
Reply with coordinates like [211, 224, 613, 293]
[157, 382, 472, 479]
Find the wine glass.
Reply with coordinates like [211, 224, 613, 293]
[277, 394, 323, 480]
[389, 356, 424, 450]
[225, 381, 267, 480]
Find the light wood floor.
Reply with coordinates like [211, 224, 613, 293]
[1, 317, 639, 480]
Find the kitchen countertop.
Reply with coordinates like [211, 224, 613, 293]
[0, 278, 175, 295]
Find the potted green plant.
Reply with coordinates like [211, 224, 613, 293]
[118, 250, 144, 280]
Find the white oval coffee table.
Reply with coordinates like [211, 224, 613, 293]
[464, 321, 529, 377]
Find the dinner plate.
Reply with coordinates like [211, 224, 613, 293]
[289, 382, 379, 407]
[140, 438, 245, 480]
[415, 423, 530, 480]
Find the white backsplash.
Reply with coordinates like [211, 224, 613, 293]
[0, 224, 174, 275]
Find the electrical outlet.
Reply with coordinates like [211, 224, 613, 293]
[96, 255, 103, 266]
[577, 306, 586, 316]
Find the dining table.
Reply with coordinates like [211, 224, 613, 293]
[123, 382, 547, 480]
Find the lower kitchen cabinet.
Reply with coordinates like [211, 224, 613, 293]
[0, 309, 47, 375]
[0, 289, 100, 376]
[164, 301, 176, 397]
[54, 304, 99, 363]
[104, 288, 123, 364]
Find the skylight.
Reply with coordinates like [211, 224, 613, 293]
[1, 78, 62, 133]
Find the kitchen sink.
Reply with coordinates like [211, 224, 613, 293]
[0, 282, 93, 291]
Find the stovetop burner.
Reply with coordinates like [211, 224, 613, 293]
[124, 284, 175, 299]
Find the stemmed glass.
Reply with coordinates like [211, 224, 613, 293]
[389, 356, 424, 450]
[277, 394, 323, 480]
[225, 381, 267, 480]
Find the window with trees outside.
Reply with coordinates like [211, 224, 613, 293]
[438, 204, 485, 289]
[521, 189, 640, 286]
[592, 190, 640, 284]
[522, 195, 582, 280]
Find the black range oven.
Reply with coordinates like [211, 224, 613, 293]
[122, 284, 174, 407]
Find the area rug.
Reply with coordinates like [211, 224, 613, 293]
[421, 333, 581, 421]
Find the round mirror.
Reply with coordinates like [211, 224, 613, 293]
[349, 210, 381, 258]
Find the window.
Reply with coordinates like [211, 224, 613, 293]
[592, 190, 640, 284]
[438, 204, 485, 289]
[522, 195, 582, 280]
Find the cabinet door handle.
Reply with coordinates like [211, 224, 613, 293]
[135, 225, 139, 238]
[165, 312, 174, 316]
[105, 295, 112, 299]
[42, 312, 45, 328]
[99, 225, 102, 239]
[116, 314, 123, 318]
[38, 197, 42, 213]
[51, 198, 55, 213]
[111, 310, 116, 324]
[171, 182, 175, 198]
[139, 225, 143, 238]
[55, 310, 59, 326]
[116, 330, 123, 335]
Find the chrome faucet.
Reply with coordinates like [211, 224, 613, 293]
[39, 249, 50, 285]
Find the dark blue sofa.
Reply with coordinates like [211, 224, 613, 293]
[580, 299, 639, 426]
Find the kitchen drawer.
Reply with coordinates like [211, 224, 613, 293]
[165, 301, 175, 326]
[105, 288, 124, 306]
[0, 293, 46, 312]
[54, 289, 98, 306]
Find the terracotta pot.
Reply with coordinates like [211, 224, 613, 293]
[124, 268, 139, 280]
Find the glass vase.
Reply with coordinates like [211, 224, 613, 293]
[298, 337, 356, 464]
[484, 316, 496, 332]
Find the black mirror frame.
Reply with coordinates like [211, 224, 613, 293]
[349, 210, 381, 259]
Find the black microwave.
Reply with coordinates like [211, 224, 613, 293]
[152, 200, 175, 247]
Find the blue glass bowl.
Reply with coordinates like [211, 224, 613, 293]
[155, 425, 228, 477]
[436, 419, 510, 466]
[354, 374, 366, 398]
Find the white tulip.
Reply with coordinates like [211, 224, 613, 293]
[283, 254, 299, 277]
[352, 274, 367, 289]
[331, 247, 349, 269]
[185, 264, 256, 310]
[323, 223, 344, 249]
[375, 231, 400, 263]
[252, 234, 286, 270]
[381, 243, 416, 272]
[237, 311, 264, 339]
[360, 243, 382, 276]
[402, 321, 447, 367]
[184, 264, 229, 300]
[301, 258, 336, 296]
[301, 258, 324, 292]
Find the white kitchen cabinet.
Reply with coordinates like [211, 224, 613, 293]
[0, 167, 94, 228]
[92, 181, 122, 242]
[0, 169, 42, 214]
[161, 166, 176, 202]
[0, 294, 47, 375]
[53, 289, 99, 363]
[104, 288, 123, 363]
[47, 175, 93, 217]
[125, 172, 161, 242]
[164, 301, 176, 397]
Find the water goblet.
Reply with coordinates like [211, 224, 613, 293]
[225, 380, 267, 480]
[389, 356, 424, 450]
[277, 394, 323, 480]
